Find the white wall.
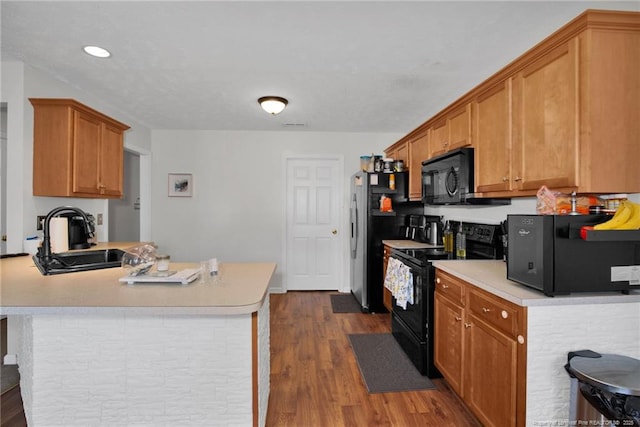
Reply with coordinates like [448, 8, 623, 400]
[150, 130, 400, 291]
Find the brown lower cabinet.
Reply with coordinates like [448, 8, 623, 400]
[434, 269, 527, 427]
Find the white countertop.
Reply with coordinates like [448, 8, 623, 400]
[432, 260, 640, 307]
[383, 239, 444, 249]
[0, 243, 276, 315]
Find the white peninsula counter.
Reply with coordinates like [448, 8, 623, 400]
[0, 245, 276, 427]
[433, 260, 640, 427]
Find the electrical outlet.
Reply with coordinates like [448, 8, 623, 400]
[97, 213, 103, 225]
[36, 215, 46, 231]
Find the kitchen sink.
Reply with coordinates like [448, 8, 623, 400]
[33, 248, 126, 275]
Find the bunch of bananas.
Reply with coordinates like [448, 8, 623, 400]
[593, 200, 640, 230]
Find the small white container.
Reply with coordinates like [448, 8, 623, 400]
[156, 255, 170, 272]
[23, 238, 42, 255]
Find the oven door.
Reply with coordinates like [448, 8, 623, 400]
[390, 255, 427, 340]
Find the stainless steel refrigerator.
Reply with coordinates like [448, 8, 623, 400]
[349, 171, 420, 312]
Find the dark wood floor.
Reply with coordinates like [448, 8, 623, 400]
[266, 291, 480, 426]
[0, 385, 26, 427]
[0, 291, 479, 426]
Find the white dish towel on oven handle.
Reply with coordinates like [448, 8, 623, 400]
[384, 257, 413, 309]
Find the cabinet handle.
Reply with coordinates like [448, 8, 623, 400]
[517, 335, 525, 345]
[502, 177, 508, 182]
[464, 323, 471, 328]
[441, 284, 449, 289]
[454, 316, 462, 322]
[436, 278, 441, 284]
[514, 176, 522, 182]
[482, 307, 491, 313]
[501, 310, 508, 319]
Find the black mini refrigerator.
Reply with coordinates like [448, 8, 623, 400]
[507, 214, 640, 296]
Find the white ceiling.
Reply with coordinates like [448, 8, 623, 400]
[2, 1, 638, 133]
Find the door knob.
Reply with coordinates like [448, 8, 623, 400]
[332, 229, 337, 235]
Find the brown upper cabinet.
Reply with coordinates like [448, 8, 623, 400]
[428, 118, 448, 158]
[474, 80, 513, 193]
[387, 10, 640, 198]
[30, 98, 130, 198]
[428, 103, 473, 159]
[385, 140, 408, 167]
[510, 39, 579, 193]
[384, 130, 429, 202]
[408, 131, 429, 200]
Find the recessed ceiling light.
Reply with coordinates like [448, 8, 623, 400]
[83, 45, 111, 58]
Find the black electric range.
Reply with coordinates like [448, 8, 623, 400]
[389, 222, 504, 377]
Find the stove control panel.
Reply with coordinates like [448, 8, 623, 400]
[461, 223, 500, 244]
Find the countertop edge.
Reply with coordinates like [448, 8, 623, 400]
[382, 239, 444, 250]
[432, 260, 640, 307]
[0, 300, 266, 316]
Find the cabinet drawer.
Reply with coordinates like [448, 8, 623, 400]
[468, 289, 519, 338]
[435, 271, 464, 305]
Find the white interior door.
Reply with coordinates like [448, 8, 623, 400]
[286, 157, 342, 291]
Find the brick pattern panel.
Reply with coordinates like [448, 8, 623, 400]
[258, 296, 270, 427]
[22, 312, 257, 426]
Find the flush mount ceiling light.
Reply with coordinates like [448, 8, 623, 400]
[258, 96, 288, 115]
[83, 45, 111, 58]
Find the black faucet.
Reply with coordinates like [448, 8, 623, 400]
[40, 206, 94, 262]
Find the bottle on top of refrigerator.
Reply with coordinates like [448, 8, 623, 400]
[456, 223, 466, 260]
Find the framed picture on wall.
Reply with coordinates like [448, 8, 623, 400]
[168, 173, 193, 197]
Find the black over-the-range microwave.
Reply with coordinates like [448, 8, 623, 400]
[421, 147, 509, 205]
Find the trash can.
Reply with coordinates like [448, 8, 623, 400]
[565, 350, 640, 426]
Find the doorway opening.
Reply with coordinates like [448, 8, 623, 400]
[108, 150, 140, 242]
[1, 102, 7, 255]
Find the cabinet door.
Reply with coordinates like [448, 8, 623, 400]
[429, 120, 448, 158]
[408, 132, 429, 200]
[475, 81, 513, 193]
[580, 28, 640, 193]
[72, 110, 101, 195]
[464, 314, 518, 427]
[395, 142, 409, 164]
[512, 39, 579, 191]
[99, 123, 124, 197]
[434, 292, 464, 396]
[448, 103, 472, 150]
